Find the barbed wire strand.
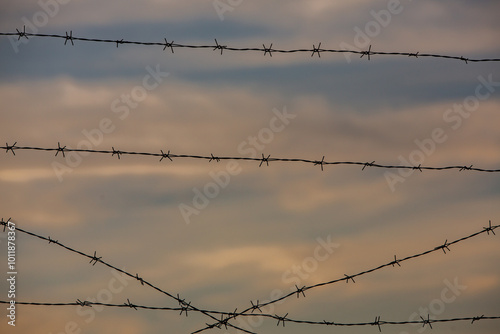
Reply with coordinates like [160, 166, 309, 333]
[2, 29, 499, 63]
[0, 301, 497, 331]
[1, 218, 496, 332]
[196, 220, 498, 333]
[0, 218, 254, 334]
[2, 143, 499, 173]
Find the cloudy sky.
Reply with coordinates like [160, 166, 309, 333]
[1, 1, 499, 333]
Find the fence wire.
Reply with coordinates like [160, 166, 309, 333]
[1, 218, 497, 333]
[0, 218, 253, 334]
[196, 220, 498, 333]
[0, 300, 498, 332]
[2, 143, 499, 173]
[2, 28, 500, 63]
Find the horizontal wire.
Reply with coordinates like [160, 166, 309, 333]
[0, 300, 497, 331]
[196, 220, 498, 333]
[2, 143, 499, 173]
[1, 29, 499, 63]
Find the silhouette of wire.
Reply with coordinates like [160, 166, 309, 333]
[2, 29, 499, 63]
[1, 218, 496, 333]
[0, 218, 253, 334]
[2, 143, 499, 173]
[0, 300, 497, 331]
[196, 220, 498, 333]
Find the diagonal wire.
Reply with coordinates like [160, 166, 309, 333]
[196, 221, 498, 333]
[0, 218, 254, 334]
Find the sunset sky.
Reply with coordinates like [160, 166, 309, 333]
[1, 1, 499, 333]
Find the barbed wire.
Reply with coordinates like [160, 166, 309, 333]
[196, 220, 498, 333]
[0, 300, 497, 332]
[0, 218, 253, 334]
[2, 143, 499, 173]
[1, 217, 497, 333]
[2, 28, 500, 63]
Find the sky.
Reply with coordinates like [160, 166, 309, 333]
[0, 1, 500, 333]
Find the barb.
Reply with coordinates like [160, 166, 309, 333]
[360, 44, 373, 60]
[198, 221, 498, 332]
[4, 141, 16, 155]
[2, 143, 500, 173]
[64, 31, 74, 46]
[372, 316, 382, 332]
[259, 153, 270, 167]
[1, 30, 499, 62]
[15, 26, 28, 40]
[163, 38, 174, 53]
[295, 285, 306, 298]
[0, 220, 254, 334]
[420, 314, 433, 329]
[275, 313, 288, 327]
[311, 42, 322, 58]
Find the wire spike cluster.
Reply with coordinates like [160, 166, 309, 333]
[2, 29, 500, 62]
[2, 143, 500, 173]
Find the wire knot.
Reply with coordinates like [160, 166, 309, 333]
[413, 164, 423, 172]
[275, 313, 288, 327]
[116, 39, 124, 48]
[314, 156, 325, 171]
[483, 220, 496, 235]
[311, 42, 322, 58]
[250, 300, 262, 313]
[460, 165, 473, 171]
[55, 142, 66, 157]
[344, 274, 355, 283]
[163, 38, 174, 53]
[209, 153, 220, 162]
[16, 26, 28, 40]
[1, 218, 12, 232]
[112, 147, 122, 159]
[89, 251, 102, 265]
[124, 298, 137, 310]
[179, 302, 191, 317]
[420, 314, 433, 329]
[372, 316, 382, 332]
[135, 273, 145, 285]
[391, 255, 401, 267]
[435, 239, 451, 254]
[64, 31, 74, 46]
[228, 308, 238, 318]
[295, 285, 306, 298]
[362, 161, 375, 170]
[48, 236, 58, 244]
[471, 314, 484, 324]
[360, 45, 372, 60]
[216, 315, 230, 329]
[259, 154, 270, 167]
[76, 299, 92, 307]
[409, 52, 419, 58]
[5, 142, 17, 155]
[213, 39, 227, 55]
[263, 43, 273, 57]
[160, 150, 172, 162]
